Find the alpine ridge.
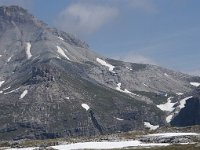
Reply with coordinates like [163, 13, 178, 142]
[0, 6, 200, 140]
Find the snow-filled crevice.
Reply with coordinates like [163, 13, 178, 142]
[26, 42, 32, 59]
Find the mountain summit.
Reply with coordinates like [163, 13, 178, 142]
[0, 6, 199, 140]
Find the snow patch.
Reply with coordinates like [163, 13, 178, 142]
[190, 82, 200, 87]
[178, 96, 193, 110]
[176, 93, 183, 96]
[126, 66, 132, 71]
[96, 58, 115, 73]
[114, 117, 124, 121]
[157, 97, 176, 112]
[166, 114, 173, 123]
[0, 55, 2, 57]
[66, 97, 70, 100]
[144, 122, 159, 130]
[116, 83, 140, 97]
[26, 42, 32, 59]
[0, 81, 5, 87]
[20, 90, 28, 99]
[81, 103, 90, 111]
[164, 73, 169, 77]
[57, 46, 70, 60]
[58, 36, 64, 41]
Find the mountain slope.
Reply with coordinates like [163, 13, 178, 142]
[0, 6, 199, 140]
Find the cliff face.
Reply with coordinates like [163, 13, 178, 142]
[0, 6, 199, 140]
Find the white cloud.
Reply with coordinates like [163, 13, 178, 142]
[55, 2, 118, 37]
[0, 0, 32, 9]
[118, 53, 156, 65]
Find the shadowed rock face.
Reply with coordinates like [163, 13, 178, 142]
[171, 97, 200, 127]
[0, 6, 199, 140]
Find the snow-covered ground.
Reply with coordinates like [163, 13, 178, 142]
[96, 58, 115, 73]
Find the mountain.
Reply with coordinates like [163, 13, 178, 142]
[0, 6, 200, 140]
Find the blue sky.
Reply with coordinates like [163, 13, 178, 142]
[0, 0, 200, 75]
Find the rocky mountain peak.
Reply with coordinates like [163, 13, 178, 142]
[0, 5, 35, 23]
[0, 6, 199, 141]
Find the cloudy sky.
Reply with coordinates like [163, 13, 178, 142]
[0, 0, 200, 75]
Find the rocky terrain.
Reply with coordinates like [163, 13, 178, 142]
[0, 6, 199, 141]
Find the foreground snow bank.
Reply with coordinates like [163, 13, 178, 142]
[52, 141, 170, 150]
[7, 140, 170, 150]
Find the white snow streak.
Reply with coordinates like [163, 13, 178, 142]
[26, 42, 32, 59]
[0, 81, 5, 87]
[56, 46, 70, 60]
[116, 83, 140, 97]
[4, 87, 20, 95]
[114, 117, 124, 121]
[190, 82, 200, 87]
[20, 90, 28, 99]
[144, 122, 159, 130]
[96, 58, 115, 73]
[81, 103, 90, 111]
[58, 36, 64, 41]
[157, 97, 176, 112]
[7, 56, 12, 62]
